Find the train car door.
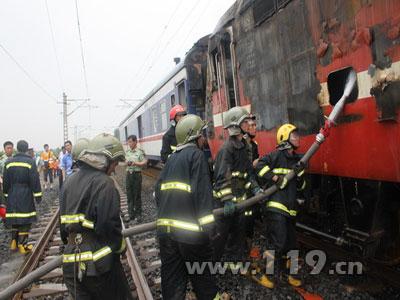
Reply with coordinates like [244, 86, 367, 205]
[177, 81, 187, 108]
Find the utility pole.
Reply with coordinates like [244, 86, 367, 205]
[59, 93, 92, 141]
[63, 93, 68, 142]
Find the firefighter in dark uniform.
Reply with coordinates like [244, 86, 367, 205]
[2, 140, 42, 254]
[244, 114, 260, 251]
[59, 137, 90, 246]
[60, 133, 132, 300]
[160, 104, 187, 163]
[155, 114, 228, 300]
[255, 124, 306, 287]
[212, 107, 260, 271]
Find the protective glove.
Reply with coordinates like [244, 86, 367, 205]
[0, 205, 6, 219]
[292, 161, 305, 177]
[275, 175, 288, 190]
[223, 200, 236, 217]
[203, 223, 217, 240]
[35, 196, 42, 204]
[127, 161, 133, 166]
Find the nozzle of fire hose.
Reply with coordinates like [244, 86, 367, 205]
[319, 119, 335, 138]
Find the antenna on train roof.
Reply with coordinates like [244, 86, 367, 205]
[174, 57, 181, 65]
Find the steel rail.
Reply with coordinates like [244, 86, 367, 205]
[11, 207, 60, 300]
[112, 177, 154, 300]
[122, 220, 153, 300]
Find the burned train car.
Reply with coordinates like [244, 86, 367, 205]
[205, 0, 400, 260]
[119, 35, 209, 162]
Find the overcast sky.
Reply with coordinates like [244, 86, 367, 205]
[0, 0, 235, 151]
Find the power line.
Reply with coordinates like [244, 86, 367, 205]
[0, 43, 57, 102]
[45, 0, 64, 92]
[121, 0, 185, 99]
[128, 0, 202, 97]
[74, 0, 90, 99]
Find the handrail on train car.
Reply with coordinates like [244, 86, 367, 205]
[0, 71, 356, 300]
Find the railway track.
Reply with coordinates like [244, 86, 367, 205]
[297, 231, 400, 290]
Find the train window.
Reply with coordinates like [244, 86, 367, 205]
[178, 82, 187, 107]
[221, 32, 237, 108]
[160, 99, 167, 131]
[152, 106, 158, 133]
[327, 67, 358, 106]
[171, 94, 175, 106]
[137, 115, 143, 138]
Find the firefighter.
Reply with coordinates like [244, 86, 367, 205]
[212, 106, 260, 271]
[244, 114, 261, 252]
[155, 114, 228, 300]
[60, 133, 132, 300]
[160, 104, 187, 163]
[2, 140, 42, 254]
[255, 124, 306, 287]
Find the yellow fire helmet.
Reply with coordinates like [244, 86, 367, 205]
[276, 124, 298, 146]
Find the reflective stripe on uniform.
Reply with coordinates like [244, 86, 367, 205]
[62, 246, 112, 263]
[157, 218, 201, 232]
[4, 193, 8, 197]
[6, 212, 36, 218]
[231, 171, 248, 179]
[272, 168, 291, 175]
[297, 180, 306, 191]
[33, 192, 42, 197]
[232, 193, 247, 203]
[60, 214, 95, 229]
[266, 201, 297, 216]
[213, 188, 232, 198]
[258, 166, 270, 177]
[6, 162, 31, 169]
[245, 211, 252, 216]
[198, 214, 215, 225]
[161, 182, 191, 193]
[244, 182, 251, 189]
[170, 145, 177, 150]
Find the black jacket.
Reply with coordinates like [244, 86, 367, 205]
[213, 136, 257, 207]
[60, 164, 125, 277]
[160, 125, 177, 164]
[155, 144, 215, 245]
[3, 153, 41, 225]
[255, 149, 306, 218]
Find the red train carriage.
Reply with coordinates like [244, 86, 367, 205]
[205, 0, 400, 260]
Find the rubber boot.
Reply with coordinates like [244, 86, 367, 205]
[215, 292, 230, 300]
[11, 229, 18, 251]
[251, 266, 274, 288]
[18, 232, 33, 255]
[279, 256, 302, 287]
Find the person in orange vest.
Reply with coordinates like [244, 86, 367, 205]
[41, 144, 55, 190]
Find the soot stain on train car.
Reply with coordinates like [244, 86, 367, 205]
[234, 0, 322, 136]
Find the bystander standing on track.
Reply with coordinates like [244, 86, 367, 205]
[125, 135, 147, 222]
[3, 140, 42, 254]
[57, 146, 66, 189]
[0, 141, 14, 184]
[60, 133, 132, 300]
[41, 144, 55, 190]
[61, 140, 73, 182]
